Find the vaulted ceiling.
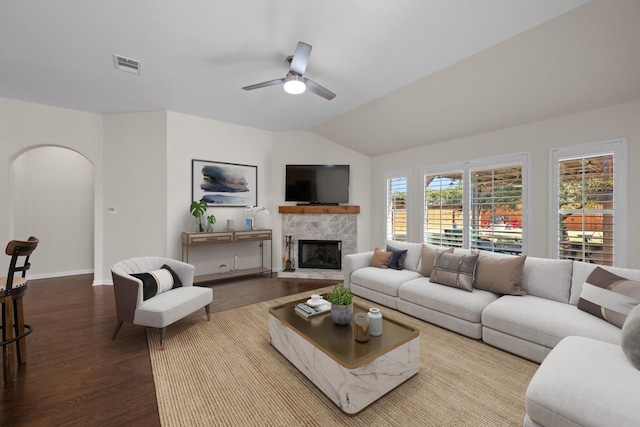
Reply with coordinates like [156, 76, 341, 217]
[2, 1, 637, 157]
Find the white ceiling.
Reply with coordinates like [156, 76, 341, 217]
[0, 0, 610, 156]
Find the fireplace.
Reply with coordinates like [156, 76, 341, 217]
[298, 240, 342, 270]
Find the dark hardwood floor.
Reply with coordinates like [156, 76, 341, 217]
[0, 273, 336, 426]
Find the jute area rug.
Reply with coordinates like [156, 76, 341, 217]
[147, 287, 538, 426]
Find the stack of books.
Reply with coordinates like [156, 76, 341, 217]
[294, 302, 331, 318]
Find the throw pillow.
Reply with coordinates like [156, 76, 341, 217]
[161, 264, 183, 288]
[386, 245, 408, 270]
[132, 264, 183, 301]
[577, 267, 640, 328]
[621, 304, 640, 370]
[474, 254, 526, 295]
[420, 244, 453, 277]
[370, 247, 392, 269]
[430, 251, 479, 292]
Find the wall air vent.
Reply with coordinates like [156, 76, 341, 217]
[113, 54, 141, 74]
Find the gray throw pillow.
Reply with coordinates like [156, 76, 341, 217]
[621, 304, 640, 370]
[430, 251, 479, 292]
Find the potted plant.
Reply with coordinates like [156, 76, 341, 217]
[206, 214, 216, 232]
[326, 283, 354, 325]
[190, 200, 208, 232]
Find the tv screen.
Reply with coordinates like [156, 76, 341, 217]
[285, 164, 350, 204]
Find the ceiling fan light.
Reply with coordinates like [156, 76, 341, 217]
[284, 75, 306, 95]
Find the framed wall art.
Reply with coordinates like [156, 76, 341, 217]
[192, 159, 257, 207]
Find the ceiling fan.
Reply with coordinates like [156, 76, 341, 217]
[242, 41, 336, 100]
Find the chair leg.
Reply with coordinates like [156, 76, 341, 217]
[112, 320, 124, 341]
[13, 296, 26, 364]
[159, 327, 166, 350]
[205, 304, 211, 321]
[2, 299, 15, 384]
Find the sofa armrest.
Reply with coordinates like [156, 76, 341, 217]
[343, 251, 374, 287]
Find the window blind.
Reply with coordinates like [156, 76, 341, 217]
[557, 154, 614, 265]
[386, 176, 407, 241]
[469, 165, 523, 255]
[424, 173, 464, 247]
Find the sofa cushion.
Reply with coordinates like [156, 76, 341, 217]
[351, 266, 421, 298]
[420, 244, 453, 277]
[430, 251, 478, 292]
[386, 245, 408, 270]
[385, 240, 422, 272]
[525, 336, 640, 427]
[482, 295, 621, 349]
[522, 257, 573, 303]
[400, 277, 499, 323]
[132, 264, 183, 300]
[622, 304, 640, 370]
[134, 286, 213, 328]
[577, 267, 640, 328]
[370, 247, 392, 268]
[571, 261, 640, 305]
[475, 253, 526, 296]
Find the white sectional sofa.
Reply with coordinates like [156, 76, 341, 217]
[344, 240, 640, 426]
[343, 240, 631, 363]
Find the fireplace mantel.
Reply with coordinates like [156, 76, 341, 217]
[278, 205, 360, 215]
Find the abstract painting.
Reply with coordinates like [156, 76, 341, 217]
[192, 160, 257, 207]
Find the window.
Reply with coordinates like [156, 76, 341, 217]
[469, 164, 524, 255]
[551, 139, 627, 266]
[386, 172, 408, 242]
[422, 154, 528, 254]
[424, 171, 464, 247]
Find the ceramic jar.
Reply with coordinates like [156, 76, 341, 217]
[331, 303, 354, 325]
[368, 307, 383, 336]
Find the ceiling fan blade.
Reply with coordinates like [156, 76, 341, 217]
[242, 78, 285, 91]
[303, 77, 336, 100]
[289, 42, 312, 76]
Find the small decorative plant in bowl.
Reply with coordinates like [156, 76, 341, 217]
[326, 283, 354, 325]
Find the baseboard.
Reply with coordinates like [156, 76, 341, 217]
[28, 269, 94, 280]
[93, 279, 113, 286]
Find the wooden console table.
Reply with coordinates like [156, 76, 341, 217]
[182, 229, 272, 284]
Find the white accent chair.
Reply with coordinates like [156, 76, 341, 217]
[111, 257, 213, 349]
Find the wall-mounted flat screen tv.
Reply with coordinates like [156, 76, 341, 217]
[285, 164, 350, 205]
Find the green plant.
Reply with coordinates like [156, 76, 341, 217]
[206, 214, 216, 225]
[326, 283, 353, 306]
[190, 200, 208, 232]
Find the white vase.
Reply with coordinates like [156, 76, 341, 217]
[368, 307, 383, 336]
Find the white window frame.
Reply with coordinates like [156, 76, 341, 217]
[422, 153, 530, 253]
[384, 170, 410, 242]
[549, 139, 628, 266]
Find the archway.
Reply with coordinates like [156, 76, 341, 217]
[11, 146, 94, 277]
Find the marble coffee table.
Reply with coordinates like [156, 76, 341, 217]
[268, 299, 420, 414]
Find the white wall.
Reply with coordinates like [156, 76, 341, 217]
[370, 98, 640, 268]
[102, 112, 168, 281]
[12, 147, 94, 276]
[0, 97, 103, 278]
[272, 131, 372, 266]
[166, 112, 274, 275]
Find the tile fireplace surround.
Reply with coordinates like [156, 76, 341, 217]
[278, 206, 359, 280]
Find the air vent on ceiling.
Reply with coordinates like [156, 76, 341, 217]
[113, 54, 141, 74]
